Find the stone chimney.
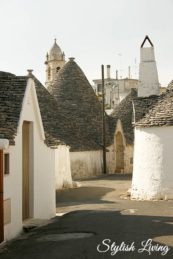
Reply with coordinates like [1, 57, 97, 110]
[116, 70, 118, 80]
[106, 65, 111, 79]
[138, 36, 160, 97]
[69, 57, 75, 61]
[27, 69, 33, 77]
[128, 66, 131, 79]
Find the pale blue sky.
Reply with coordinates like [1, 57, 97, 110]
[0, 0, 173, 86]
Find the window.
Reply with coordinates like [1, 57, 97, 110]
[48, 67, 51, 80]
[97, 84, 102, 92]
[56, 67, 60, 73]
[4, 153, 10, 174]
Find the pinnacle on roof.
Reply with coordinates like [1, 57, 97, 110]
[49, 38, 64, 61]
[141, 35, 154, 48]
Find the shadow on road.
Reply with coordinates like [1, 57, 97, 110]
[56, 186, 116, 206]
[1, 210, 173, 259]
[78, 173, 132, 182]
[57, 210, 173, 258]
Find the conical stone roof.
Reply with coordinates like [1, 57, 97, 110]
[47, 58, 111, 151]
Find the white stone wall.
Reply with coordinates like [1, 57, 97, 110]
[131, 126, 173, 200]
[138, 47, 160, 97]
[115, 120, 133, 173]
[55, 145, 73, 189]
[124, 145, 133, 173]
[4, 79, 56, 240]
[70, 150, 103, 180]
[106, 144, 116, 173]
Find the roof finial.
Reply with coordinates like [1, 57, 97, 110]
[27, 69, 33, 77]
[141, 35, 154, 48]
[69, 57, 75, 61]
[54, 38, 57, 43]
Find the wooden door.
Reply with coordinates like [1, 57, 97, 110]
[22, 122, 30, 221]
[0, 150, 4, 243]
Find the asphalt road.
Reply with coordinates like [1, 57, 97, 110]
[0, 174, 173, 259]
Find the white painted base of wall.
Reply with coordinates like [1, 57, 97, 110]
[55, 145, 73, 189]
[131, 126, 173, 200]
[70, 150, 103, 180]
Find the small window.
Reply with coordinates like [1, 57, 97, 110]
[97, 84, 102, 92]
[48, 67, 51, 80]
[4, 153, 10, 174]
[56, 67, 60, 73]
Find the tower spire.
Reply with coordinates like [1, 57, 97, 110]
[45, 39, 66, 88]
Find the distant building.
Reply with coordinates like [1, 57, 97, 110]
[92, 65, 138, 110]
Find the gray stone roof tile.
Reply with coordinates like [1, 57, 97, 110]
[134, 90, 173, 127]
[0, 72, 66, 147]
[0, 72, 27, 144]
[47, 59, 112, 151]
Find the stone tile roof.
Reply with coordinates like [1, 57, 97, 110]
[0, 72, 27, 144]
[109, 89, 137, 145]
[134, 90, 173, 127]
[167, 80, 173, 89]
[31, 76, 66, 147]
[0, 71, 65, 147]
[47, 58, 112, 151]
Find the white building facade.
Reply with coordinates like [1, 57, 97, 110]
[0, 72, 72, 242]
[93, 65, 138, 111]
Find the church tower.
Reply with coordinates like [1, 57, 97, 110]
[138, 35, 160, 97]
[45, 39, 65, 88]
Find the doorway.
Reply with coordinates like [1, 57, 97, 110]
[116, 132, 124, 172]
[22, 121, 32, 221]
[0, 150, 4, 243]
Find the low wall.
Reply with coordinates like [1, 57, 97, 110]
[55, 145, 73, 189]
[70, 150, 103, 180]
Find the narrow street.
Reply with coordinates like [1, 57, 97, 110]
[0, 174, 173, 258]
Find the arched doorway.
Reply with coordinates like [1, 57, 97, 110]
[116, 132, 124, 172]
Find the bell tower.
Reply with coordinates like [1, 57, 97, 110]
[138, 35, 160, 97]
[45, 39, 65, 88]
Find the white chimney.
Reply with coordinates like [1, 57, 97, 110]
[138, 36, 160, 97]
[107, 65, 111, 79]
[116, 70, 118, 80]
[128, 66, 131, 79]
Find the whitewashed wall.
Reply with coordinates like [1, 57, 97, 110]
[124, 145, 133, 173]
[70, 150, 103, 180]
[106, 144, 116, 173]
[4, 79, 56, 240]
[55, 145, 72, 189]
[107, 120, 133, 174]
[131, 126, 173, 200]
